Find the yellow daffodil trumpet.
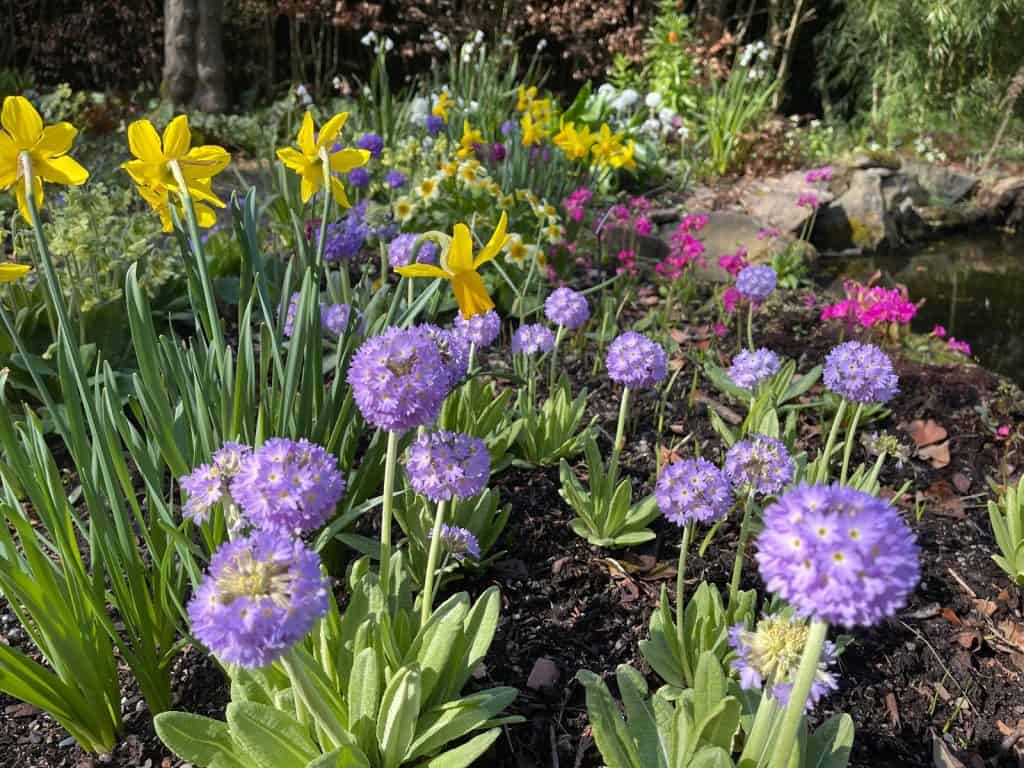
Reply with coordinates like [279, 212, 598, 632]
[0, 263, 30, 283]
[276, 111, 370, 207]
[0, 96, 89, 223]
[394, 212, 509, 319]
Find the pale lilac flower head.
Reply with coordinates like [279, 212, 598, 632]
[544, 287, 590, 330]
[348, 326, 450, 430]
[405, 430, 489, 501]
[725, 435, 794, 495]
[425, 114, 444, 135]
[728, 348, 780, 391]
[356, 133, 384, 158]
[606, 331, 666, 389]
[388, 233, 438, 268]
[512, 324, 555, 355]
[454, 309, 501, 348]
[729, 614, 838, 709]
[348, 167, 370, 188]
[385, 170, 406, 188]
[187, 532, 329, 668]
[231, 438, 345, 534]
[424, 324, 470, 389]
[282, 293, 357, 337]
[756, 483, 920, 627]
[431, 524, 481, 560]
[823, 341, 898, 404]
[736, 265, 777, 301]
[180, 442, 252, 523]
[656, 458, 733, 526]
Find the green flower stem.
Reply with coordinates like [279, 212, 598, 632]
[548, 325, 566, 392]
[379, 430, 400, 595]
[608, 386, 631, 484]
[420, 498, 448, 627]
[738, 693, 779, 768]
[815, 398, 848, 484]
[728, 493, 755, 612]
[767, 619, 829, 768]
[675, 521, 694, 668]
[746, 302, 755, 351]
[839, 402, 865, 486]
[315, 149, 332, 272]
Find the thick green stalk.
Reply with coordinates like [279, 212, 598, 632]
[379, 430, 400, 595]
[839, 402, 864, 485]
[315, 149, 332, 272]
[608, 386, 631, 484]
[738, 693, 779, 768]
[766, 619, 829, 768]
[675, 522, 693, 669]
[746, 302, 755, 351]
[548, 325, 566, 392]
[728, 493, 755, 611]
[815, 398, 848, 484]
[420, 499, 448, 627]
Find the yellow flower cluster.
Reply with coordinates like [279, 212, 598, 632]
[516, 86, 554, 148]
[554, 119, 636, 170]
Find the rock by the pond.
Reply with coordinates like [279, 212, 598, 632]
[683, 211, 788, 282]
[902, 160, 978, 204]
[603, 224, 668, 263]
[740, 170, 835, 234]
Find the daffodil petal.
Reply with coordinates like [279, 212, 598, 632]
[0, 263, 30, 283]
[299, 176, 317, 204]
[329, 177, 351, 209]
[394, 264, 450, 279]
[473, 211, 509, 268]
[0, 135, 17, 188]
[194, 202, 217, 229]
[297, 112, 315, 156]
[316, 112, 348, 150]
[185, 182, 226, 208]
[14, 175, 43, 223]
[162, 115, 191, 159]
[276, 147, 308, 172]
[328, 148, 370, 173]
[2, 96, 43, 148]
[452, 270, 494, 318]
[36, 155, 89, 186]
[38, 122, 77, 155]
[182, 145, 231, 178]
[128, 120, 163, 163]
[448, 223, 475, 273]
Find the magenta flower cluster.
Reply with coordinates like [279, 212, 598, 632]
[512, 324, 555, 355]
[805, 166, 833, 184]
[718, 248, 749, 277]
[431, 524, 481, 560]
[756, 483, 920, 627]
[545, 287, 590, 330]
[820, 279, 917, 328]
[657, 213, 708, 279]
[180, 442, 252, 523]
[606, 331, 667, 390]
[656, 458, 734, 525]
[348, 325, 450, 430]
[823, 341, 898, 404]
[454, 308, 501, 348]
[728, 348, 780, 391]
[405, 431, 490, 502]
[725, 435, 794, 495]
[388, 234, 438, 268]
[187, 532, 329, 668]
[797, 192, 819, 209]
[563, 188, 592, 223]
[736, 265, 777, 301]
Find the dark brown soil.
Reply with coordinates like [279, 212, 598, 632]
[3, 300, 1024, 768]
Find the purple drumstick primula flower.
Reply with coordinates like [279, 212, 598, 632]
[727, 348, 780, 391]
[348, 167, 370, 188]
[606, 331, 666, 389]
[511, 324, 555, 355]
[405, 431, 490, 502]
[388, 233, 438, 268]
[230, 438, 345, 534]
[736, 265, 777, 301]
[656, 458, 733, 526]
[356, 132, 384, 158]
[728, 614, 839, 709]
[385, 170, 406, 188]
[823, 341, 899, 404]
[425, 115, 444, 135]
[423, 324, 470, 389]
[179, 442, 252, 523]
[282, 292, 359, 337]
[544, 286, 590, 330]
[431, 524, 481, 560]
[454, 309, 501, 348]
[756, 483, 920, 627]
[725, 435, 794, 496]
[187, 532, 329, 669]
[348, 326, 450, 431]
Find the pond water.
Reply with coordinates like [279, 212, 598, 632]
[820, 231, 1024, 385]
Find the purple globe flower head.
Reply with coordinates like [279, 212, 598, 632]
[348, 167, 371, 188]
[729, 614, 839, 709]
[424, 324, 470, 389]
[500, 119, 517, 136]
[356, 132, 384, 158]
[388, 233, 439, 268]
[321, 302, 361, 336]
[405, 431, 490, 502]
[230, 438, 346, 534]
[728, 348, 780, 391]
[425, 114, 444, 135]
[454, 309, 501, 348]
[736, 265, 777, 302]
[348, 325, 450, 431]
[385, 170, 406, 188]
[756, 483, 920, 627]
[324, 210, 368, 262]
[511, 324, 555, 355]
[187, 531, 329, 669]
[430, 524, 481, 560]
[544, 286, 590, 330]
[656, 458, 733, 526]
[606, 331, 667, 390]
[489, 142, 507, 163]
[823, 341, 899, 404]
[725, 435, 794, 496]
[179, 442, 252, 523]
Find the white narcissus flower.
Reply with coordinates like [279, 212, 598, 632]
[645, 92, 663, 109]
[612, 88, 638, 112]
[360, 31, 377, 47]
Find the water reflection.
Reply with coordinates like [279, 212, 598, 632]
[821, 232, 1024, 384]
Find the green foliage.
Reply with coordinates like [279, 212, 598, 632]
[643, 0, 700, 117]
[988, 475, 1024, 585]
[512, 375, 594, 466]
[701, 61, 778, 176]
[440, 378, 522, 472]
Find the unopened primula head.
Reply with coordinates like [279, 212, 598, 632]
[0, 96, 89, 222]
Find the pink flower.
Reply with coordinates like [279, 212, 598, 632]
[679, 213, 709, 233]
[635, 215, 653, 236]
[803, 292, 817, 307]
[630, 196, 651, 212]
[611, 204, 631, 222]
[820, 279, 918, 329]
[718, 248, 749, 277]
[797, 192, 819, 209]
[713, 321, 728, 338]
[757, 227, 782, 240]
[563, 188, 593, 223]
[722, 288, 740, 314]
[931, 324, 947, 338]
[996, 424, 1012, 441]
[806, 166, 833, 184]
[616, 248, 637, 275]
[948, 338, 971, 356]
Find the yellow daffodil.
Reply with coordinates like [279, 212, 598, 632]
[0, 262, 30, 282]
[0, 96, 88, 222]
[520, 112, 549, 147]
[553, 120, 595, 161]
[433, 91, 454, 122]
[394, 212, 509, 318]
[457, 120, 483, 159]
[610, 140, 637, 171]
[516, 86, 538, 112]
[591, 123, 624, 166]
[276, 111, 369, 207]
[529, 98, 553, 123]
[137, 178, 220, 233]
[122, 115, 229, 223]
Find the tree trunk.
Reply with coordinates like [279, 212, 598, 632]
[195, 0, 228, 111]
[772, 0, 807, 111]
[163, 0, 197, 105]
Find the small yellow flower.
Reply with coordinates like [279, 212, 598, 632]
[458, 163, 480, 185]
[441, 161, 459, 178]
[498, 193, 515, 209]
[0, 262, 30, 282]
[541, 203, 558, 221]
[433, 91, 454, 122]
[515, 188, 537, 206]
[394, 212, 509, 318]
[0, 96, 89, 222]
[529, 98, 553, 123]
[520, 112, 549, 147]
[610, 140, 637, 171]
[457, 120, 483, 159]
[544, 223, 564, 243]
[553, 120, 595, 161]
[415, 176, 441, 202]
[394, 196, 416, 223]
[485, 180, 502, 196]
[516, 86, 538, 112]
[536, 248, 548, 269]
[505, 233, 526, 262]
[276, 111, 369, 206]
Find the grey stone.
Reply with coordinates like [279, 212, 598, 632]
[740, 170, 835, 234]
[903, 160, 979, 204]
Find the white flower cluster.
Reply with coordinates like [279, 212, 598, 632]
[430, 29, 451, 52]
[294, 84, 312, 107]
[360, 30, 394, 55]
[460, 31, 486, 63]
